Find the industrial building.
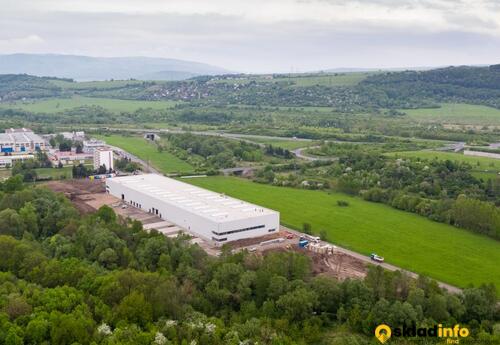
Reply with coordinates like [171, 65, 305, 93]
[94, 149, 114, 171]
[0, 154, 34, 168]
[106, 174, 280, 243]
[83, 139, 106, 153]
[0, 128, 47, 153]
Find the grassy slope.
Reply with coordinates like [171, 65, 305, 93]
[388, 150, 500, 179]
[186, 176, 500, 292]
[0, 96, 177, 113]
[213, 72, 370, 87]
[274, 73, 369, 87]
[96, 135, 194, 173]
[403, 103, 500, 126]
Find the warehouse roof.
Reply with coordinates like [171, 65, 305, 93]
[0, 131, 45, 144]
[108, 174, 278, 223]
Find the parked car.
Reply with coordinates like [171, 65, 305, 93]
[370, 253, 384, 263]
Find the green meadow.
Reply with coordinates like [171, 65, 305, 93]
[0, 96, 177, 113]
[95, 134, 194, 173]
[186, 176, 500, 292]
[403, 103, 500, 126]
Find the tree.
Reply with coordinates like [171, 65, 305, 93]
[5, 295, 32, 320]
[302, 222, 312, 234]
[0, 209, 25, 238]
[19, 202, 39, 237]
[276, 288, 318, 322]
[115, 291, 153, 327]
[96, 205, 116, 224]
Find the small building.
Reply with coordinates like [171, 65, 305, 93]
[0, 154, 35, 168]
[83, 139, 106, 153]
[94, 148, 114, 171]
[106, 174, 280, 244]
[50, 150, 92, 166]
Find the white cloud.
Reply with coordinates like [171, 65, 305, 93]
[0, 0, 499, 72]
[6, 0, 498, 35]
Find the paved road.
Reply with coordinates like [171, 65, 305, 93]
[107, 144, 161, 174]
[292, 146, 339, 162]
[280, 226, 462, 294]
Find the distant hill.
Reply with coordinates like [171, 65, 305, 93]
[0, 54, 230, 81]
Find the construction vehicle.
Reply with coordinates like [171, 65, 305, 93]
[299, 239, 309, 248]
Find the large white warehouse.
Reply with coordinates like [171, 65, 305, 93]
[106, 174, 280, 244]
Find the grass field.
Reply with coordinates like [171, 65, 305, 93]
[273, 73, 370, 87]
[388, 150, 500, 179]
[403, 103, 500, 126]
[95, 135, 194, 173]
[214, 72, 370, 87]
[186, 176, 500, 292]
[0, 96, 177, 113]
[36, 167, 74, 179]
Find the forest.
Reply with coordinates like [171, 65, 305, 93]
[0, 176, 498, 344]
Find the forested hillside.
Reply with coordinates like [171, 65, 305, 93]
[1, 65, 499, 110]
[0, 75, 64, 102]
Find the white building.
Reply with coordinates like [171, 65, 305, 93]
[61, 131, 85, 141]
[106, 174, 280, 244]
[0, 128, 47, 154]
[94, 149, 114, 171]
[0, 154, 35, 168]
[83, 139, 106, 153]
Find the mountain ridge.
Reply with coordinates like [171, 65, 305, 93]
[0, 53, 230, 81]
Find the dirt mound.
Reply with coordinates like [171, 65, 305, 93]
[44, 179, 105, 194]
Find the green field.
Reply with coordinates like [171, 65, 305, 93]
[186, 176, 500, 292]
[35, 167, 74, 179]
[403, 103, 500, 126]
[273, 72, 370, 87]
[95, 135, 194, 173]
[214, 72, 370, 87]
[0, 96, 178, 113]
[388, 150, 500, 179]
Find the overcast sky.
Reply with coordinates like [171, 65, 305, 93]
[1, 0, 500, 73]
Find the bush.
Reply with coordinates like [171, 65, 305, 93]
[337, 200, 349, 207]
[302, 223, 312, 234]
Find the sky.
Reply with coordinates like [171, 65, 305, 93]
[1, 0, 500, 73]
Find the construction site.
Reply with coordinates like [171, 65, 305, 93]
[44, 178, 369, 281]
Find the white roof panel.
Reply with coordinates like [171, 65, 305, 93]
[108, 174, 278, 222]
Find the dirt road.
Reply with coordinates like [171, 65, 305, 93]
[280, 226, 462, 294]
